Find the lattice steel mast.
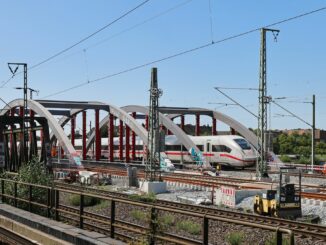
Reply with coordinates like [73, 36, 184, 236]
[257, 28, 279, 178]
[145, 68, 163, 181]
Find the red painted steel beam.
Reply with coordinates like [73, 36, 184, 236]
[230, 127, 236, 135]
[71, 115, 75, 147]
[125, 125, 130, 163]
[212, 118, 217, 135]
[82, 111, 87, 160]
[95, 109, 101, 161]
[195, 114, 200, 136]
[145, 115, 149, 130]
[109, 114, 114, 162]
[10, 108, 15, 161]
[131, 112, 136, 161]
[180, 115, 185, 131]
[29, 110, 34, 143]
[119, 120, 123, 161]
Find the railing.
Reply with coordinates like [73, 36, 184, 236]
[0, 178, 294, 245]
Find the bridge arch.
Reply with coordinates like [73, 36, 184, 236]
[0, 99, 78, 158]
[168, 108, 258, 149]
[122, 105, 200, 153]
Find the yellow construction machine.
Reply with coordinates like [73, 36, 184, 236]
[254, 167, 302, 219]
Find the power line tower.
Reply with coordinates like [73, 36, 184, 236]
[145, 67, 163, 181]
[8, 63, 28, 164]
[257, 28, 279, 179]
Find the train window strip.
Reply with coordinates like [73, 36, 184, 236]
[212, 145, 232, 153]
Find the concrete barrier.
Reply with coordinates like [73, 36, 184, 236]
[215, 186, 264, 207]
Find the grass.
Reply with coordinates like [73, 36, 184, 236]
[158, 214, 175, 230]
[130, 210, 148, 221]
[129, 193, 156, 203]
[176, 220, 201, 235]
[226, 232, 244, 245]
[93, 200, 109, 211]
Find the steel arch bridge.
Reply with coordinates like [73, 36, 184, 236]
[0, 99, 258, 170]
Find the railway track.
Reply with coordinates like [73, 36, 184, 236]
[55, 182, 326, 242]
[54, 166, 326, 196]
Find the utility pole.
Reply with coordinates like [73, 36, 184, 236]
[257, 28, 279, 179]
[145, 67, 163, 182]
[311, 94, 315, 173]
[8, 63, 28, 164]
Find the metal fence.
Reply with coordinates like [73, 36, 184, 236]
[0, 178, 294, 245]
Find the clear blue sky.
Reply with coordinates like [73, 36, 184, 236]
[1, 0, 325, 131]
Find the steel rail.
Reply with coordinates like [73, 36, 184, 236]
[53, 182, 326, 241]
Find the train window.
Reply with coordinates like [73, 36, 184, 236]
[212, 145, 222, 152]
[212, 145, 232, 153]
[234, 138, 251, 150]
[113, 145, 119, 150]
[166, 145, 182, 151]
[135, 145, 143, 150]
[223, 146, 232, 153]
[196, 145, 204, 151]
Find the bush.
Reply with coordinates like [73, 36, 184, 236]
[226, 232, 244, 245]
[176, 220, 201, 235]
[68, 194, 102, 207]
[8, 157, 53, 206]
[17, 157, 53, 186]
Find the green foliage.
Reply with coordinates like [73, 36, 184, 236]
[158, 214, 175, 230]
[176, 220, 201, 235]
[68, 194, 102, 207]
[264, 235, 289, 245]
[130, 210, 148, 221]
[17, 156, 53, 186]
[273, 133, 313, 156]
[226, 232, 244, 245]
[280, 155, 291, 163]
[129, 193, 156, 203]
[298, 156, 310, 165]
[273, 132, 326, 163]
[1, 157, 53, 213]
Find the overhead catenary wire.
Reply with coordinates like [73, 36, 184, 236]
[37, 6, 326, 99]
[208, 0, 214, 43]
[271, 100, 311, 127]
[0, 0, 151, 88]
[214, 88, 258, 118]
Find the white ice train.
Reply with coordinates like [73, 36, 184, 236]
[73, 135, 258, 168]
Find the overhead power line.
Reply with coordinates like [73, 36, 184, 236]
[39, 6, 326, 99]
[0, 0, 150, 88]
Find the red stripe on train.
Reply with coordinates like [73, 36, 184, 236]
[219, 153, 255, 163]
